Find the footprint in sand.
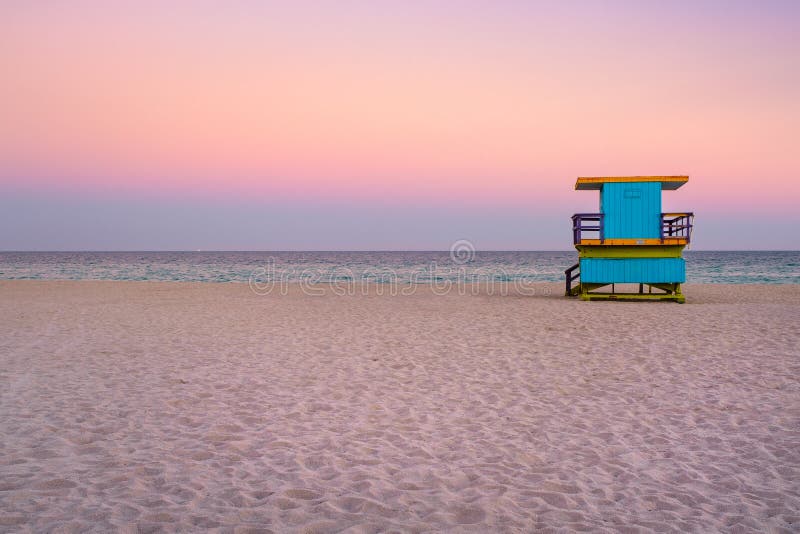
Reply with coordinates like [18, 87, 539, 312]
[29, 449, 61, 459]
[142, 512, 177, 523]
[284, 488, 323, 500]
[301, 520, 342, 534]
[272, 497, 300, 510]
[0, 516, 28, 527]
[212, 423, 244, 433]
[300, 455, 327, 470]
[251, 490, 273, 500]
[451, 506, 486, 524]
[33, 479, 77, 491]
[533, 491, 571, 509]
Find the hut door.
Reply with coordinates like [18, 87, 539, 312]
[601, 182, 661, 239]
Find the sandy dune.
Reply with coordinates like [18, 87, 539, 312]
[1, 281, 798, 532]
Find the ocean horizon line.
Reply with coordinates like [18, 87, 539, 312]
[2, 250, 798, 285]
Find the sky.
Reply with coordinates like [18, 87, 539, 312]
[1, 0, 798, 250]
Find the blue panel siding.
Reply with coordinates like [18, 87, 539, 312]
[580, 258, 686, 283]
[601, 182, 661, 239]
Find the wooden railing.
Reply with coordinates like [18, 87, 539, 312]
[571, 213, 603, 244]
[571, 212, 694, 244]
[661, 213, 694, 243]
[565, 262, 580, 296]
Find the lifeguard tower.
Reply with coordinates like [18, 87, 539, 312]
[565, 176, 694, 302]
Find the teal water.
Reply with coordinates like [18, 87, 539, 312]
[0, 251, 798, 284]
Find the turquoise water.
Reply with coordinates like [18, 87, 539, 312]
[0, 251, 798, 284]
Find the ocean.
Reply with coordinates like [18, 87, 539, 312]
[0, 251, 798, 284]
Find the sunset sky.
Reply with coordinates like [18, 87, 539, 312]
[1, 1, 798, 250]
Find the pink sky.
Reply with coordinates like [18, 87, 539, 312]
[1, 1, 798, 249]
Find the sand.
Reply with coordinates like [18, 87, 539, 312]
[0, 280, 798, 532]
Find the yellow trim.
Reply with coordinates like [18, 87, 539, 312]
[575, 176, 688, 190]
[576, 245, 685, 258]
[577, 176, 688, 184]
[578, 238, 687, 246]
[603, 238, 663, 245]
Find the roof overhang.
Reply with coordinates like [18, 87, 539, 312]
[575, 176, 688, 190]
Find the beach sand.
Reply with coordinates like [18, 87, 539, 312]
[1, 280, 798, 532]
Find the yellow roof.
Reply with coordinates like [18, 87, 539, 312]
[575, 176, 688, 190]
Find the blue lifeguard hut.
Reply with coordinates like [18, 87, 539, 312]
[565, 176, 694, 302]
